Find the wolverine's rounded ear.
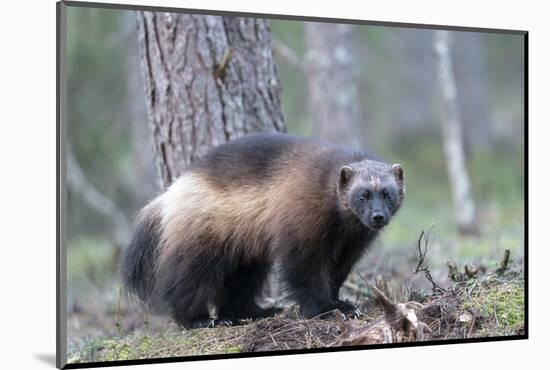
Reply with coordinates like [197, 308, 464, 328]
[392, 163, 404, 183]
[392, 164, 405, 198]
[340, 166, 354, 187]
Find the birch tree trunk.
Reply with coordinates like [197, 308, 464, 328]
[434, 30, 477, 234]
[136, 12, 285, 190]
[304, 23, 362, 147]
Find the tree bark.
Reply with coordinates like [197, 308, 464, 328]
[434, 31, 477, 234]
[136, 12, 285, 190]
[304, 23, 362, 147]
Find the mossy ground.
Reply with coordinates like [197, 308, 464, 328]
[68, 325, 248, 363]
[67, 266, 525, 365]
[459, 274, 525, 337]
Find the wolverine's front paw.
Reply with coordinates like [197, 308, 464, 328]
[335, 300, 362, 319]
[208, 318, 234, 328]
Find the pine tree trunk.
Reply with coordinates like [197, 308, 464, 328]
[304, 23, 362, 147]
[136, 12, 285, 190]
[434, 30, 477, 234]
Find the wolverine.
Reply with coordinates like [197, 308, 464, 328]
[121, 133, 405, 329]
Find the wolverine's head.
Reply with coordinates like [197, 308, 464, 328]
[337, 160, 405, 230]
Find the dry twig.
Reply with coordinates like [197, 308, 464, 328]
[496, 249, 511, 275]
[414, 227, 446, 293]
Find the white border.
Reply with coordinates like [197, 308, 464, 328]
[2, 0, 546, 369]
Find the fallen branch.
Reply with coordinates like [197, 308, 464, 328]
[335, 283, 431, 345]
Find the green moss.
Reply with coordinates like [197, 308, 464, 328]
[137, 336, 152, 352]
[484, 280, 524, 328]
[461, 276, 524, 336]
[224, 346, 241, 354]
[67, 326, 249, 364]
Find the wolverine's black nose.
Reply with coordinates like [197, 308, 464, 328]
[371, 212, 386, 225]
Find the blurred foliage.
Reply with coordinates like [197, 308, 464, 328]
[67, 8, 141, 240]
[67, 237, 118, 288]
[270, 21, 310, 135]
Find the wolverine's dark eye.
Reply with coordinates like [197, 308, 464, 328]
[382, 189, 391, 199]
[358, 195, 365, 202]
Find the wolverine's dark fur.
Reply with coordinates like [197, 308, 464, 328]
[121, 133, 405, 328]
[121, 215, 160, 301]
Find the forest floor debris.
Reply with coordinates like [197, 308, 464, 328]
[67, 255, 524, 364]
